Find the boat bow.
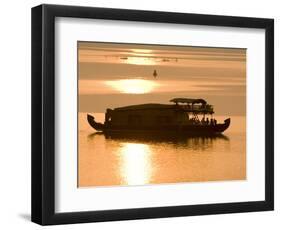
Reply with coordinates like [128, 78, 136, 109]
[87, 114, 105, 131]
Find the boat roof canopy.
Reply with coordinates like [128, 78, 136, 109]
[111, 98, 213, 114]
[170, 98, 207, 105]
[114, 103, 173, 111]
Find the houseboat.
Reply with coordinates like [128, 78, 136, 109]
[87, 98, 230, 135]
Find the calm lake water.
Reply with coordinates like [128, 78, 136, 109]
[78, 113, 246, 187]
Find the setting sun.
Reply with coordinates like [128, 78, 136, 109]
[105, 79, 158, 94]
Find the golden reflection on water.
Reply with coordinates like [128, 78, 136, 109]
[78, 113, 246, 187]
[105, 79, 158, 94]
[120, 143, 152, 185]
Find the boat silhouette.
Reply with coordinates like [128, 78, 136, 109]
[87, 98, 231, 135]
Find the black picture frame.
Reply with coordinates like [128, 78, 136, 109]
[31, 4, 274, 225]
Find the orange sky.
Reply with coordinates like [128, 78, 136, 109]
[78, 42, 246, 116]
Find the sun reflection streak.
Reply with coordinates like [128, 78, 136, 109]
[130, 49, 153, 54]
[105, 79, 158, 94]
[120, 143, 152, 185]
[125, 57, 156, 65]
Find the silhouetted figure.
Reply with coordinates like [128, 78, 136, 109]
[214, 119, 217, 125]
[153, 69, 157, 78]
[201, 117, 205, 125]
[210, 118, 214, 126]
[206, 118, 209, 125]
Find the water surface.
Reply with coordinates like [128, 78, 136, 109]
[78, 113, 246, 187]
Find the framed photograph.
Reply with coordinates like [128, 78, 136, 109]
[31, 4, 274, 225]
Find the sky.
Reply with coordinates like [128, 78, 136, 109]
[78, 42, 246, 116]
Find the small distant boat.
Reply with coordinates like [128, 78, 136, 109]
[87, 98, 230, 135]
[153, 70, 157, 78]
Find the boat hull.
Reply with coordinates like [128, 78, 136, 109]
[87, 114, 230, 135]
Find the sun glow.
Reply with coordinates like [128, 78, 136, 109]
[131, 49, 153, 54]
[125, 57, 156, 65]
[120, 143, 152, 185]
[105, 79, 158, 94]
